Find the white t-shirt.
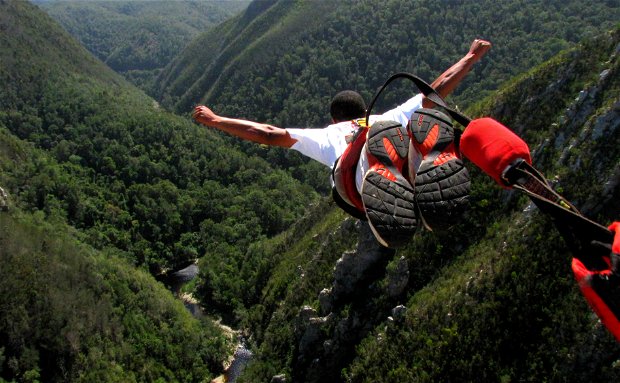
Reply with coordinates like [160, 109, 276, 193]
[287, 93, 424, 193]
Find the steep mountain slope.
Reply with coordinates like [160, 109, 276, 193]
[0, 2, 325, 378]
[0, 201, 230, 382]
[1, 0, 127, 108]
[154, 0, 331, 115]
[0, 0, 316, 276]
[155, 0, 619, 126]
[218, 28, 620, 382]
[35, 0, 249, 92]
[0, 2, 239, 380]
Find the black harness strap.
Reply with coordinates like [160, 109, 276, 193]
[365, 72, 472, 128]
[503, 159, 613, 264]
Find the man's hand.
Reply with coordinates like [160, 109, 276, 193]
[192, 105, 219, 126]
[468, 39, 492, 61]
[425, 38, 492, 105]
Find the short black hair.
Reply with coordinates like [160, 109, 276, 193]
[330, 90, 366, 122]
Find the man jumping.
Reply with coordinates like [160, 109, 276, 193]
[193, 39, 491, 247]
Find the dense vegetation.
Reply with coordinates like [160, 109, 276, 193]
[0, 206, 229, 382]
[0, 2, 312, 380]
[2, 0, 620, 382]
[153, 0, 619, 200]
[35, 0, 249, 92]
[151, 0, 620, 332]
[156, 0, 619, 123]
[1, 0, 315, 275]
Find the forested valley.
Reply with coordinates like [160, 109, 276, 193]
[34, 0, 250, 93]
[0, 0, 619, 382]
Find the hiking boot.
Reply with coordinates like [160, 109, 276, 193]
[407, 108, 470, 230]
[362, 120, 418, 248]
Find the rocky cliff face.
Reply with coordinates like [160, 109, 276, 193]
[294, 221, 397, 382]
[0, 186, 8, 211]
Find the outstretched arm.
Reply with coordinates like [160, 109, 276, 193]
[192, 105, 297, 148]
[423, 39, 492, 107]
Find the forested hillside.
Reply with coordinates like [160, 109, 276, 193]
[35, 0, 249, 92]
[152, 0, 619, 205]
[156, 0, 619, 127]
[0, 2, 315, 380]
[0, 200, 229, 382]
[1, 0, 315, 275]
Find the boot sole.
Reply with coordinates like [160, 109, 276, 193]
[409, 109, 470, 230]
[362, 170, 417, 248]
[415, 159, 470, 230]
[366, 121, 411, 186]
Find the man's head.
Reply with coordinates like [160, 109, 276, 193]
[330, 90, 366, 123]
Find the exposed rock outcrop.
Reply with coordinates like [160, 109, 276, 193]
[290, 221, 406, 382]
[0, 187, 8, 212]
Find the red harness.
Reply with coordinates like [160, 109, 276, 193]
[331, 119, 368, 218]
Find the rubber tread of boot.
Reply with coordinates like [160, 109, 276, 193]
[362, 170, 417, 248]
[414, 160, 470, 229]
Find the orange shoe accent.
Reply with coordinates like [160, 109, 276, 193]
[382, 137, 408, 171]
[416, 123, 439, 157]
[433, 142, 458, 166]
[374, 165, 397, 182]
[383, 137, 399, 163]
[396, 127, 405, 142]
[366, 120, 412, 189]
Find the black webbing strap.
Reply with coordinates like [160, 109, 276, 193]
[502, 159, 580, 213]
[503, 159, 613, 262]
[365, 72, 472, 128]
